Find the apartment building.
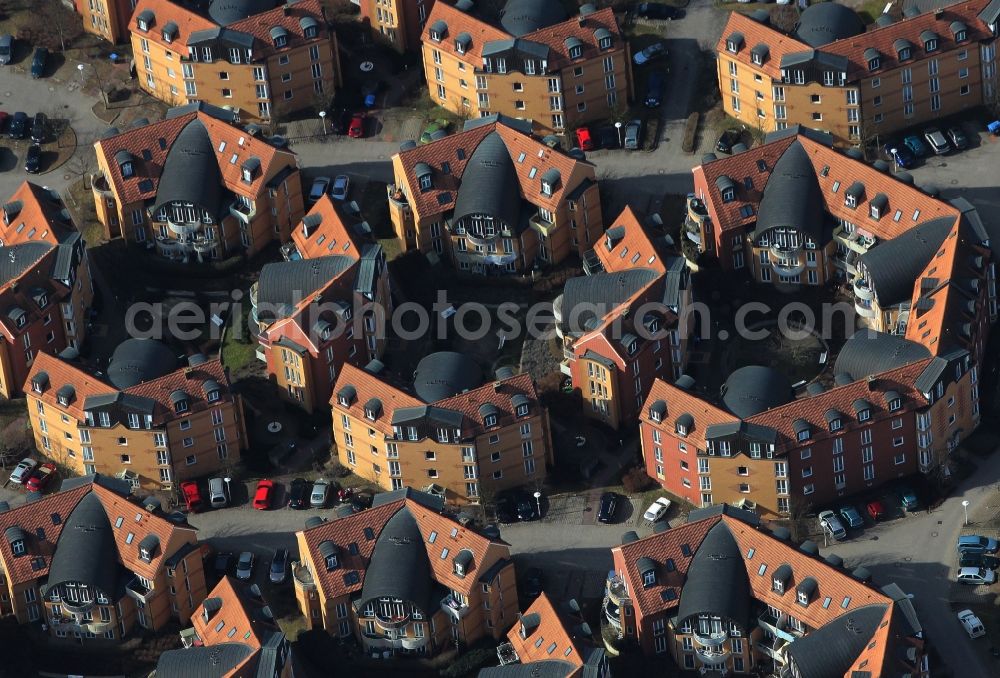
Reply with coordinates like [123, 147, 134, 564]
[0, 474, 207, 643]
[293, 488, 518, 656]
[555, 206, 691, 430]
[25, 339, 247, 492]
[331, 355, 552, 504]
[360, 0, 434, 52]
[130, 0, 341, 121]
[606, 504, 927, 676]
[252, 196, 392, 413]
[717, 2, 999, 145]
[388, 116, 603, 274]
[93, 104, 304, 260]
[157, 577, 293, 677]
[484, 592, 610, 678]
[421, 0, 631, 135]
[0, 183, 95, 399]
[73, 0, 133, 44]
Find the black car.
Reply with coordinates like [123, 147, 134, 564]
[634, 2, 682, 20]
[30, 113, 45, 144]
[716, 128, 742, 154]
[9, 111, 27, 139]
[522, 567, 545, 598]
[31, 47, 47, 79]
[946, 126, 969, 150]
[515, 493, 539, 522]
[288, 478, 308, 509]
[643, 70, 665, 108]
[597, 492, 620, 523]
[24, 144, 41, 173]
[495, 495, 516, 524]
[213, 551, 234, 578]
[960, 552, 1000, 570]
[350, 492, 373, 512]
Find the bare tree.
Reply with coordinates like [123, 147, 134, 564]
[21, 0, 84, 52]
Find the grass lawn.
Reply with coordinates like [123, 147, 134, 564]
[221, 297, 256, 373]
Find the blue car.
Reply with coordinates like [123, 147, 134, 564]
[902, 134, 928, 158]
[885, 144, 914, 168]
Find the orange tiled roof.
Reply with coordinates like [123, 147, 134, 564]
[506, 593, 586, 671]
[193, 577, 272, 650]
[95, 112, 290, 207]
[422, 2, 511, 62]
[434, 373, 540, 428]
[641, 378, 740, 451]
[26, 351, 118, 421]
[595, 206, 669, 275]
[332, 362, 423, 435]
[716, 12, 808, 81]
[744, 359, 931, 448]
[520, 7, 625, 70]
[0, 182, 77, 245]
[396, 120, 588, 219]
[291, 196, 365, 261]
[129, 0, 216, 51]
[0, 248, 68, 338]
[226, 0, 329, 57]
[123, 357, 233, 425]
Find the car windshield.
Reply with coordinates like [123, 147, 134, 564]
[239, 555, 251, 566]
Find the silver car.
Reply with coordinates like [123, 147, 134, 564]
[9, 458, 37, 484]
[818, 510, 847, 540]
[0, 35, 12, 66]
[236, 551, 255, 581]
[623, 119, 642, 150]
[310, 478, 331, 508]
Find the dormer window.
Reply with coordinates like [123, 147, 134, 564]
[649, 400, 666, 423]
[516, 404, 529, 417]
[270, 26, 289, 49]
[726, 32, 744, 54]
[830, 418, 841, 432]
[541, 181, 553, 196]
[300, 16, 319, 40]
[207, 389, 220, 403]
[569, 45, 582, 59]
[772, 577, 784, 593]
[484, 414, 497, 428]
[136, 10, 154, 32]
[325, 553, 338, 570]
[870, 204, 880, 218]
[337, 385, 357, 407]
[868, 57, 880, 71]
[952, 20, 968, 43]
[429, 20, 447, 42]
[675, 413, 693, 437]
[122, 161, 134, 177]
[11, 539, 25, 556]
[642, 569, 655, 586]
[793, 419, 810, 442]
[925, 38, 937, 52]
[889, 398, 901, 411]
[796, 577, 817, 606]
[32, 373, 47, 394]
[599, 36, 612, 50]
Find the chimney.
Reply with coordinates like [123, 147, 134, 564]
[866, 375, 876, 391]
[934, 8, 943, 18]
[493, 381, 502, 392]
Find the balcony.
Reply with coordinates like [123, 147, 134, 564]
[685, 225, 702, 246]
[192, 236, 216, 255]
[400, 636, 427, 650]
[832, 252, 858, 276]
[292, 562, 315, 591]
[606, 573, 629, 605]
[529, 214, 557, 238]
[166, 219, 203, 237]
[694, 645, 731, 664]
[497, 642, 519, 665]
[855, 298, 876, 319]
[687, 194, 709, 222]
[125, 575, 156, 604]
[387, 184, 410, 211]
[757, 610, 802, 644]
[250, 282, 259, 309]
[229, 200, 256, 224]
[440, 593, 470, 621]
[91, 174, 114, 199]
[772, 259, 805, 277]
[692, 628, 728, 647]
[853, 277, 874, 300]
[756, 636, 791, 664]
[60, 598, 94, 615]
[770, 243, 801, 260]
[603, 597, 622, 630]
[362, 633, 428, 652]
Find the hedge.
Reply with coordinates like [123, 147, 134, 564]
[681, 112, 700, 153]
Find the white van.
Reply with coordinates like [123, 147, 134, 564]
[209, 477, 227, 508]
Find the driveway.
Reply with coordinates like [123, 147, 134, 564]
[816, 450, 1000, 678]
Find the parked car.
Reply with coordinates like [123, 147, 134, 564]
[30, 112, 45, 144]
[957, 609, 986, 638]
[25, 462, 56, 492]
[236, 551, 255, 580]
[960, 552, 1000, 570]
[362, 80, 380, 108]
[946, 126, 969, 150]
[957, 566, 995, 585]
[495, 494, 516, 523]
[643, 497, 672, 522]
[270, 548, 289, 584]
[420, 119, 450, 144]
[288, 478, 308, 509]
[515, 492, 539, 522]
[208, 477, 228, 509]
[819, 510, 847, 540]
[252, 479, 274, 510]
[24, 144, 41, 173]
[522, 566, 545, 598]
[623, 119, 642, 150]
[957, 535, 1000, 555]
[838, 505, 864, 530]
[30, 47, 47, 79]
[9, 458, 37, 485]
[716, 128, 742, 154]
[348, 113, 365, 138]
[866, 499, 886, 521]
[644, 70, 665, 108]
[923, 126, 949, 155]
[897, 486, 919, 512]
[350, 492, 373, 513]
[575, 126, 595, 151]
[180, 480, 203, 512]
[0, 35, 12, 65]
[308, 176, 331, 203]
[310, 478, 331, 508]
[9, 111, 27, 139]
[634, 2, 682, 20]
[213, 551, 234, 578]
[597, 492, 621, 524]
[885, 143, 915, 168]
[330, 175, 350, 201]
[633, 41, 667, 66]
[0, 111, 8, 133]
[902, 134, 928, 157]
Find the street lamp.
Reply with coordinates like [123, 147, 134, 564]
[78, 63, 108, 106]
[614, 120, 623, 148]
[224, 476, 232, 502]
[319, 110, 327, 135]
[962, 499, 970, 525]
[533, 490, 542, 518]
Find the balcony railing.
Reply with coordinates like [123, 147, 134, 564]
[772, 259, 805, 277]
[692, 628, 728, 647]
[387, 184, 410, 210]
[166, 219, 203, 237]
[606, 573, 629, 604]
[91, 174, 114, 199]
[229, 200, 256, 224]
[694, 645, 731, 664]
[292, 562, 315, 591]
[440, 593, 470, 621]
[853, 277, 874, 300]
[770, 243, 801, 260]
[855, 298, 876, 319]
[529, 214, 556, 238]
[497, 642, 519, 665]
[126, 575, 156, 604]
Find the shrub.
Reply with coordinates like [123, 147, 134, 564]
[622, 466, 653, 493]
[681, 112, 700, 153]
[440, 647, 496, 678]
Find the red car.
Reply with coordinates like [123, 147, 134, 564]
[0, 111, 8, 133]
[253, 479, 275, 510]
[575, 126, 594, 151]
[180, 481, 204, 513]
[866, 500, 885, 522]
[25, 462, 57, 493]
[348, 113, 365, 138]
